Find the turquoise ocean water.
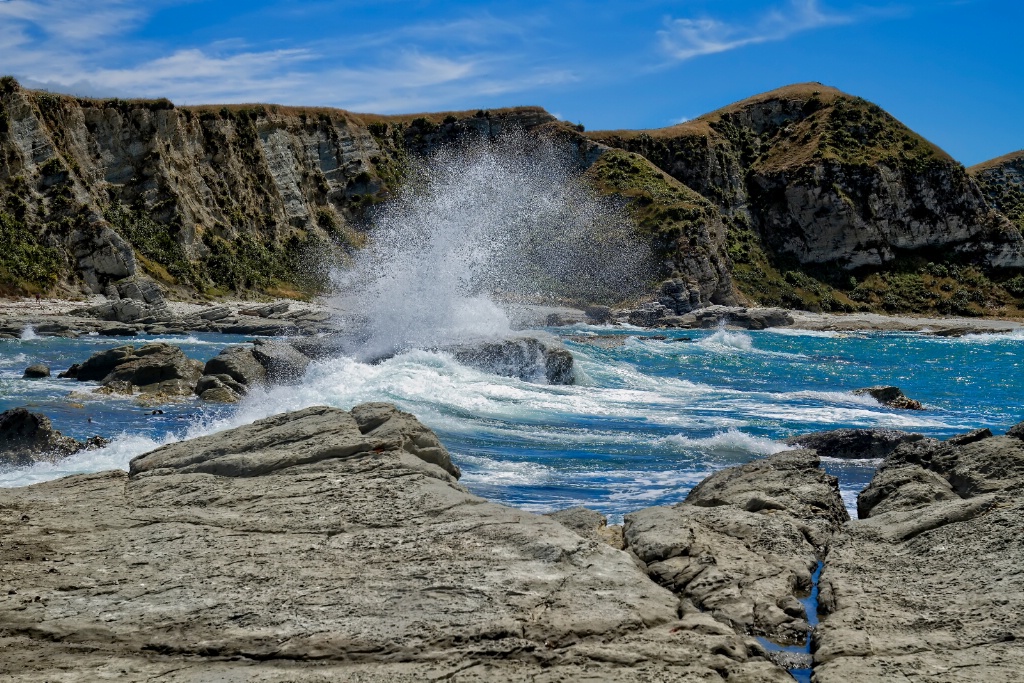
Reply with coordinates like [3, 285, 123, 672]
[2, 325, 1022, 520]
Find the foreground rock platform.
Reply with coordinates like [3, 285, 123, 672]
[815, 430, 1024, 682]
[0, 404, 791, 682]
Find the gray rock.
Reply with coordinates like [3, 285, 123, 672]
[657, 278, 704, 315]
[546, 506, 624, 549]
[624, 450, 848, 645]
[240, 301, 290, 318]
[1007, 420, 1024, 440]
[22, 364, 50, 379]
[0, 408, 97, 467]
[251, 339, 312, 383]
[947, 427, 992, 446]
[442, 337, 575, 385]
[114, 276, 166, 305]
[584, 305, 613, 323]
[784, 428, 924, 459]
[202, 345, 267, 387]
[198, 305, 233, 321]
[815, 434, 1024, 681]
[76, 343, 203, 396]
[852, 385, 924, 410]
[0, 404, 796, 681]
[57, 363, 80, 379]
[195, 374, 244, 403]
[72, 223, 138, 293]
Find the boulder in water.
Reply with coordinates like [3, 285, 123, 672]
[202, 345, 267, 388]
[785, 428, 924, 459]
[624, 449, 848, 645]
[441, 336, 575, 385]
[76, 343, 203, 396]
[250, 339, 311, 383]
[0, 407, 106, 467]
[195, 374, 245, 403]
[22, 363, 50, 379]
[852, 385, 924, 410]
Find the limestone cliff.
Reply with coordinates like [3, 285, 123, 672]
[590, 84, 1024, 314]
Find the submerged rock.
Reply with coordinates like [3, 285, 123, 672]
[0, 404, 796, 681]
[0, 407, 106, 467]
[852, 385, 924, 410]
[785, 428, 924, 459]
[816, 433, 1024, 681]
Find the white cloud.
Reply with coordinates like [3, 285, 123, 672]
[659, 0, 853, 61]
[670, 115, 690, 125]
[0, 1, 575, 113]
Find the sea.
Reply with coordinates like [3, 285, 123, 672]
[4, 324, 1022, 521]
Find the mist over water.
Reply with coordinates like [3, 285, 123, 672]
[328, 130, 652, 360]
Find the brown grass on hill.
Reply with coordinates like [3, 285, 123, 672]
[969, 149, 1024, 174]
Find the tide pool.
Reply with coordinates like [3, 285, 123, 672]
[2, 326, 1021, 520]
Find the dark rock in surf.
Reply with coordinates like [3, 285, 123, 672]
[22, 364, 50, 378]
[852, 385, 924, 410]
[946, 427, 992, 446]
[785, 428, 924, 460]
[0, 407, 105, 467]
[441, 337, 575, 385]
[58, 363, 80, 379]
[250, 339, 311, 383]
[76, 343, 203, 396]
[1007, 420, 1024, 440]
[202, 345, 267, 388]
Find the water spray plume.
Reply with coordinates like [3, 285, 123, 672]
[329, 130, 652, 360]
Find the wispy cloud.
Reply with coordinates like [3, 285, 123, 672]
[0, 1, 575, 112]
[659, 0, 855, 61]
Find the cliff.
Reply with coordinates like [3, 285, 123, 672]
[590, 84, 1024, 315]
[2, 75, 1022, 316]
[971, 151, 1024, 232]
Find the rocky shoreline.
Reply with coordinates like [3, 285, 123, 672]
[3, 293, 1023, 340]
[0, 405, 1020, 681]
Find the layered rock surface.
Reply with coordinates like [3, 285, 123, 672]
[624, 450, 848, 645]
[815, 430, 1024, 681]
[0, 404, 797, 681]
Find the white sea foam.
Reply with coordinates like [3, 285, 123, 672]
[955, 329, 1024, 343]
[19, 325, 38, 340]
[657, 429, 793, 456]
[0, 432, 173, 488]
[763, 328, 845, 338]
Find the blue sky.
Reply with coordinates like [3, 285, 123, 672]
[0, 0, 1019, 165]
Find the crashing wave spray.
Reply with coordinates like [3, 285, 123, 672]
[329, 129, 652, 360]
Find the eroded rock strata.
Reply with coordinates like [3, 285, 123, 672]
[815, 430, 1024, 681]
[0, 404, 792, 681]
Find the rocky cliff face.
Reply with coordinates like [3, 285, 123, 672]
[971, 150, 1024, 233]
[590, 84, 1024, 313]
[0, 76, 561, 297]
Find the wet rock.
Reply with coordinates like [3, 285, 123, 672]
[784, 428, 924, 459]
[76, 343, 203, 396]
[195, 374, 245, 403]
[0, 408, 97, 467]
[584, 304, 613, 323]
[852, 385, 924, 410]
[688, 306, 795, 330]
[202, 345, 267, 388]
[94, 379, 134, 396]
[57, 363, 80, 379]
[22, 363, 50, 379]
[251, 339, 311, 383]
[657, 278, 704, 315]
[0, 404, 803, 681]
[815, 434, 1024, 681]
[547, 506, 625, 549]
[442, 337, 575, 385]
[947, 427, 992, 446]
[624, 450, 848, 644]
